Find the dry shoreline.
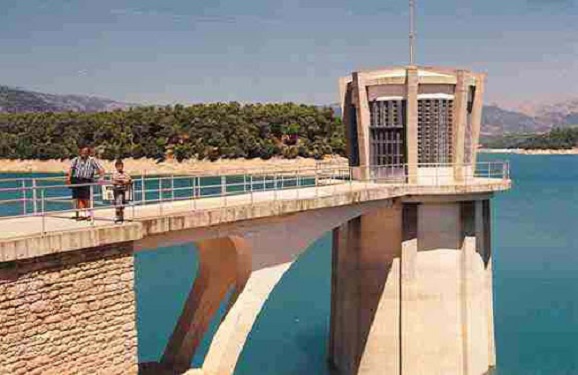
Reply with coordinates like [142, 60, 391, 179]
[0, 156, 348, 175]
[479, 148, 578, 155]
[2, 148, 574, 174]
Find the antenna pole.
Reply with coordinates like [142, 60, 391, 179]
[409, 0, 416, 65]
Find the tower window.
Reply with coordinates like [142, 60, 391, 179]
[369, 100, 406, 167]
[417, 98, 453, 164]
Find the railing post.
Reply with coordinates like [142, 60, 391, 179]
[41, 189, 46, 235]
[194, 177, 198, 210]
[21, 180, 27, 215]
[141, 174, 146, 206]
[297, 167, 300, 187]
[171, 175, 175, 201]
[315, 168, 319, 198]
[295, 169, 299, 200]
[222, 176, 227, 207]
[32, 178, 38, 215]
[315, 163, 319, 188]
[221, 176, 226, 196]
[243, 174, 247, 193]
[349, 166, 353, 195]
[273, 173, 277, 201]
[90, 184, 94, 224]
[159, 178, 163, 216]
[191, 176, 195, 200]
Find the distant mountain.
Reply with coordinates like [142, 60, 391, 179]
[326, 100, 578, 135]
[481, 105, 548, 135]
[0, 86, 132, 113]
[526, 99, 578, 130]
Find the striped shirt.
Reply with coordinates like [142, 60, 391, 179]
[71, 157, 103, 180]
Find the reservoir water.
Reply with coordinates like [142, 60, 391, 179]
[2, 154, 578, 374]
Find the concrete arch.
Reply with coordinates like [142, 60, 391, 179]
[158, 236, 252, 373]
[201, 202, 395, 375]
[136, 200, 394, 374]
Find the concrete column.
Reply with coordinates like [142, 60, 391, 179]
[460, 201, 494, 375]
[161, 236, 251, 373]
[479, 199, 496, 369]
[469, 75, 486, 166]
[329, 198, 496, 375]
[403, 203, 464, 373]
[453, 71, 469, 182]
[353, 72, 371, 180]
[406, 67, 419, 184]
[329, 202, 402, 375]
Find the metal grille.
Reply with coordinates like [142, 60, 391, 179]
[369, 100, 406, 166]
[417, 99, 453, 164]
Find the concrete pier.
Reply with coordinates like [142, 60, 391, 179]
[328, 197, 495, 375]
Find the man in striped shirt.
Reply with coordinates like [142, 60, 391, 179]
[66, 147, 105, 220]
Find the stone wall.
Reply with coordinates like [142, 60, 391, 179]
[0, 243, 137, 375]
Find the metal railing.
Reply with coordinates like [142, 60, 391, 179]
[0, 161, 509, 234]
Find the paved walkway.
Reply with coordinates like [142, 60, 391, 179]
[0, 182, 364, 240]
[0, 178, 508, 241]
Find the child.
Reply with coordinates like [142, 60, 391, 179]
[111, 160, 132, 223]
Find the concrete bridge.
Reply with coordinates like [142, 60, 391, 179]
[0, 161, 509, 375]
[1, 65, 512, 375]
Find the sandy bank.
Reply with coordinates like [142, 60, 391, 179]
[0, 156, 348, 175]
[479, 148, 578, 155]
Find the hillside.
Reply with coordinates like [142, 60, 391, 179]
[481, 105, 547, 135]
[0, 86, 132, 113]
[3, 84, 578, 137]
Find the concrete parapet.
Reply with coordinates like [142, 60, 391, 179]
[0, 222, 142, 263]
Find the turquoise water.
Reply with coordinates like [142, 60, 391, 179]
[490, 154, 578, 374]
[3, 155, 578, 374]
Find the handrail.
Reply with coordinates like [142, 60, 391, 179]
[0, 161, 510, 234]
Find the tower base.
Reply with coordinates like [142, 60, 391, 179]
[329, 198, 495, 375]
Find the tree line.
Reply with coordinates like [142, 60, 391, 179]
[482, 127, 578, 150]
[0, 103, 346, 161]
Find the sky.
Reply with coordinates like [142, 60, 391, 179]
[1, 0, 578, 108]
